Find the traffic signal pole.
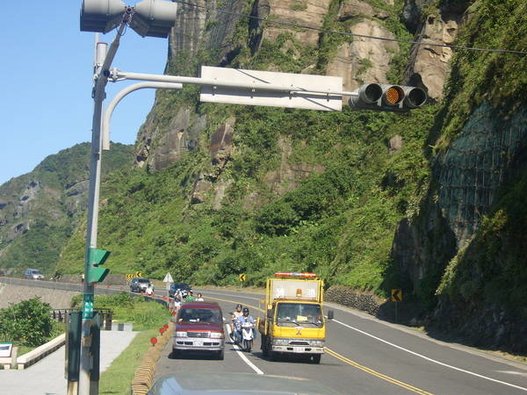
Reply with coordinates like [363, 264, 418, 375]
[79, 14, 129, 395]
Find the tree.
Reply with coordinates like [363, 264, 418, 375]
[0, 297, 54, 347]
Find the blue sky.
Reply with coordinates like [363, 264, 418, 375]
[0, 2, 169, 185]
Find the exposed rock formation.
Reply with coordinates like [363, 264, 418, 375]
[406, 13, 459, 100]
[438, 104, 527, 243]
[259, 0, 332, 46]
[328, 20, 399, 91]
[139, 0, 461, 174]
[394, 104, 527, 285]
[191, 117, 236, 208]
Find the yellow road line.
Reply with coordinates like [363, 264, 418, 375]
[210, 294, 433, 394]
[325, 348, 434, 395]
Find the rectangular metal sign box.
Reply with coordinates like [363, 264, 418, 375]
[200, 66, 343, 111]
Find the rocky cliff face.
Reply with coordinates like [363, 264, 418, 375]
[389, 1, 527, 352]
[135, 0, 466, 261]
[136, 0, 456, 176]
[133, 0, 526, 351]
[438, 104, 527, 243]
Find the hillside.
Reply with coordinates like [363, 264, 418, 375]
[0, 142, 135, 275]
[4, 0, 525, 354]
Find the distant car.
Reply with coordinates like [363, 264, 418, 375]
[24, 268, 44, 280]
[168, 282, 192, 299]
[172, 301, 225, 360]
[129, 277, 152, 293]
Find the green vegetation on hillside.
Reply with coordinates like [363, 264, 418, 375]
[430, 0, 527, 320]
[54, 0, 439, 298]
[4, 1, 525, 354]
[58, 100, 436, 294]
[0, 142, 134, 275]
[435, 0, 527, 152]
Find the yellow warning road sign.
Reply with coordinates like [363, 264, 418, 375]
[126, 272, 143, 281]
[391, 289, 402, 302]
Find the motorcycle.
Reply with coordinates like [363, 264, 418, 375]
[239, 321, 255, 352]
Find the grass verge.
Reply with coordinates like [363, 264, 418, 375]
[99, 327, 165, 394]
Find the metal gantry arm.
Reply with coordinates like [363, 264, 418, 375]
[101, 82, 183, 150]
[110, 68, 357, 98]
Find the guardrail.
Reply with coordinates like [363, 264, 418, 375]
[0, 276, 169, 309]
[51, 308, 114, 331]
[0, 276, 129, 295]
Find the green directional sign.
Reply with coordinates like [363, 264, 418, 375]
[87, 247, 111, 283]
[83, 294, 94, 319]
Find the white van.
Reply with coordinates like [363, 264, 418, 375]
[24, 268, 44, 280]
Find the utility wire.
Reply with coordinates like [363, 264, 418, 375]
[173, 0, 527, 56]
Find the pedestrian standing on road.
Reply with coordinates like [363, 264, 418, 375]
[195, 292, 204, 301]
[145, 284, 154, 296]
[185, 290, 196, 302]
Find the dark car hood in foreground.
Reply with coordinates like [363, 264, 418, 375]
[148, 372, 342, 395]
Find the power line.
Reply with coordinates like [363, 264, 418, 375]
[173, 0, 527, 56]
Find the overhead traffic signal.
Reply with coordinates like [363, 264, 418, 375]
[348, 83, 427, 112]
[80, 0, 178, 38]
[87, 247, 111, 283]
[80, 0, 126, 34]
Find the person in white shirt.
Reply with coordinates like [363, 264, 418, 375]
[145, 283, 154, 296]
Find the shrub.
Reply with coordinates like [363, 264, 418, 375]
[0, 297, 54, 347]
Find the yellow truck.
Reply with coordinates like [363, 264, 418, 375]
[258, 272, 332, 364]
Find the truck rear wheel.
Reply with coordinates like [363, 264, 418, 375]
[311, 354, 321, 364]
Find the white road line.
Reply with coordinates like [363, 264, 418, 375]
[225, 323, 264, 375]
[333, 319, 527, 392]
[203, 289, 262, 301]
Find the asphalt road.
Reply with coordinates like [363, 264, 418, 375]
[154, 288, 527, 395]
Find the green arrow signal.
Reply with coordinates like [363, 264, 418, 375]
[87, 248, 111, 283]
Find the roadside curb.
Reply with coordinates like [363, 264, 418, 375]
[130, 322, 174, 395]
[0, 333, 66, 370]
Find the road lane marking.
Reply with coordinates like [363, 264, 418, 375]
[333, 318, 527, 392]
[225, 323, 264, 375]
[205, 295, 264, 313]
[325, 348, 433, 395]
[199, 290, 263, 302]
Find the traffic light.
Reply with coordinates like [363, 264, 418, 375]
[80, 0, 126, 33]
[129, 0, 179, 38]
[80, 0, 178, 38]
[87, 248, 111, 283]
[348, 83, 427, 112]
